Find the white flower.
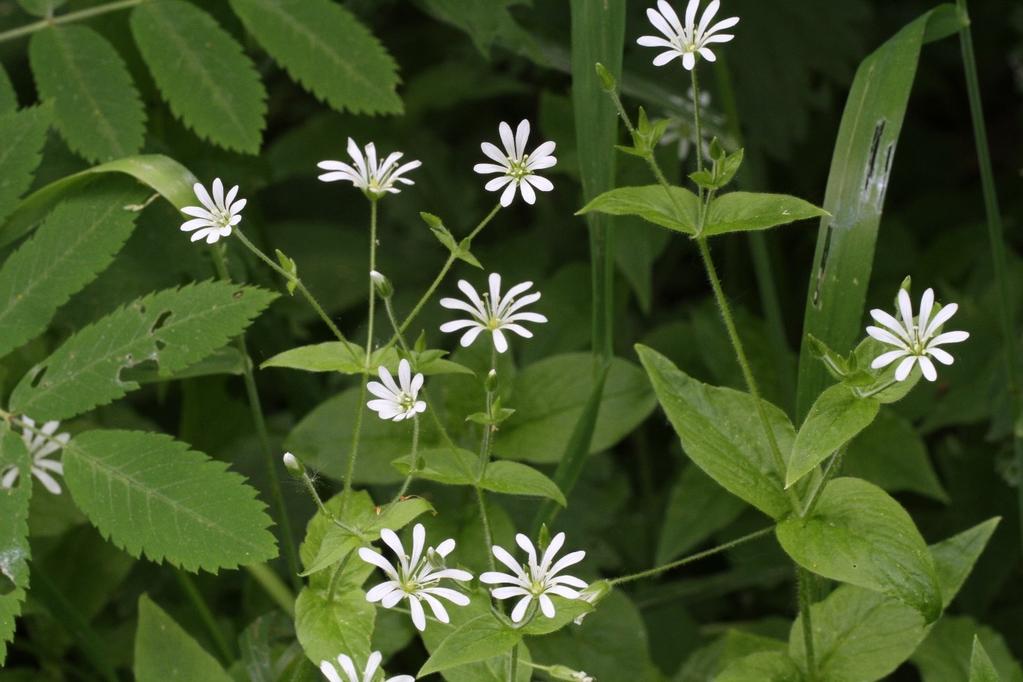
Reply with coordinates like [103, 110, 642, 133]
[366, 359, 427, 422]
[1, 418, 69, 495]
[358, 523, 473, 632]
[439, 273, 547, 354]
[480, 532, 588, 623]
[638, 0, 739, 70]
[179, 178, 246, 244]
[317, 138, 421, 197]
[866, 287, 969, 382]
[473, 120, 556, 207]
[661, 88, 713, 161]
[319, 651, 413, 682]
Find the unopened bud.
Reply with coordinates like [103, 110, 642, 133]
[485, 368, 498, 392]
[370, 270, 393, 299]
[595, 62, 616, 92]
[549, 665, 595, 682]
[282, 452, 305, 477]
[573, 579, 612, 625]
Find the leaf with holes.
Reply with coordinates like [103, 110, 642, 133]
[62, 430, 276, 572]
[29, 26, 145, 162]
[131, 0, 266, 153]
[0, 178, 147, 361]
[10, 281, 277, 421]
[0, 104, 51, 224]
[0, 426, 32, 665]
[228, 0, 401, 115]
[134, 595, 233, 681]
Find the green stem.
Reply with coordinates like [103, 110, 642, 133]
[0, 0, 143, 44]
[690, 68, 705, 178]
[800, 449, 843, 518]
[392, 416, 420, 503]
[211, 248, 301, 591]
[608, 526, 773, 586]
[957, 0, 1022, 545]
[475, 346, 499, 573]
[341, 199, 379, 516]
[508, 644, 519, 682]
[174, 569, 233, 664]
[798, 568, 818, 681]
[245, 563, 295, 615]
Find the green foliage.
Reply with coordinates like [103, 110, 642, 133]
[777, 477, 942, 621]
[28, 26, 145, 163]
[715, 651, 803, 682]
[0, 64, 15, 114]
[0, 178, 146, 361]
[261, 341, 472, 376]
[62, 430, 277, 572]
[10, 281, 277, 421]
[700, 192, 828, 237]
[130, 0, 267, 154]
[16, 0, 66, 17]
[0, 104, 51, 224]
[786, 383, 879, 487]
[423, 212, 483, 268]
[134, 595, 233, 682]
[420, 0, 531, 57]
[971, 637, 1003, 682]
[656, 463, 745, 564]
[0, 427, 32, 665]
[578, 185, 701, 235]
[912, 617, 1023, 682]
[227, 0, 402, 115]
[418, 614, 521, 676]
[294, 587, 375, 668]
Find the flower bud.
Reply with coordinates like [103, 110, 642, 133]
[485, 368, 498, 392]
[549, 665, 595, 682]
[573, 579, 612, 625]
[282, 452, 305, 477]
[595, 62, 616, 92]
[370, 270, 393, 299]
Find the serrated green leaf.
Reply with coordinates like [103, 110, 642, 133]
[777, 477, 941, 621]
[10, 281, 277, 421]
[0, 104, 52, 224]
[29, 26, 145, 162]
[418, 614, 521, 676]
[577, 185, 701, 235]
[636, 344, 794, 520]
[134, 595, 233, 682]
[228, 0, 401, 115]
[131, 0, 266, 153]
[295, 586, 375, 666]
[970, 637, 1003, 682]
[63, 430, 276, 572]
[786, 383, 879, 487]
[0, 426, 32, 665]
[0, 178, 146, 361]
[702, 192, 828, 237]
[0, 64, 15, 114]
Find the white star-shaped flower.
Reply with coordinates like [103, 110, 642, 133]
[866, 287, 969, 382]
[366, 359, 427, 422]
[480, 532, 588, 623]
[474, 120, 556, 207]
[179, 178, 246, 244]
[638, 0, 739, 70]
[1, 417, 69, 495]
[439, 273, 547, 354]
[319, 651, 413, 682]
[317, 138, 421, 197]
[358, 523, 473, 632]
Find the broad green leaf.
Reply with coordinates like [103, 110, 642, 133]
[17, 0, 66, 16]
[795, 5, 966, 419]
[131, 0, 267, 153]
[418, 614, 521, 676]
[392, 447, 480, 487]
[261, 341, 472, 377]
[0, 178, 146, 361]
[0, 64, 15, 114]
[776, 477, 941, 621]
[912, 617, 1023, 682]
[636, 344, 793, 520]
[295, 586, 375, 667]
[495, 353, 656, 463]
[656, 463, 746, 564]
[228, 0, 401, 115]
[484, 461, 566, 506]
[134, 595, 233, 682]
[844, 408, 948, 502]
[420, 0, 532, 56]
[577, 185, 701, 236]
[0, 104, 51, 223]
[715, 651, 803, 682]
[10, 281, 277, 421]
[0, 426, 31, 665]
[518, 597, 593, 636]
[786, 383, 879, 487]
[971, 637, 1003, 682]
[63, 430, 277, 572]
[29, 26, 145, 162]
[702, 192, 828, 237]
[0, 154, 198, 249]
[929, 517, 999, 610]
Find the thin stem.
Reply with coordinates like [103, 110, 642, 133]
[957, 0, 1022, 544]
[341, 199, 379, 516]
[690, 68, 705, 177]
[392, 416, 420, 503]
[800, 449, 843, 518]
[211, 248, 301, 591]
[798, 568, 818, 681]
[508, 644, 519, 682]
[0, 0, 143, 44]
[475, 346, 499, 573]
[174, 569, 233, 664]
[327, 554, 353, 603]
[854, 378, 897, 399]
[609, 526, 773, 586]
[244, 564, 295, 616]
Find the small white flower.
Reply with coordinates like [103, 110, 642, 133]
[439, 273, 547, 354]
[179, 178, 246, 244]
[866, 287, 969, 382]
[319, 651, 413, 682]
[638, 0, 739, 70]
[366, 359, 427, 422]
[661, 88, 713, 161]
[317, 138, 421, 197]
[358, 523, 473, 632]
[1, 417, 69, 495]
[480, 532, 588, 623]
[473, 120, 556, 207]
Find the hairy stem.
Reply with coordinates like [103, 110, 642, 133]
[392, 415, 420, 503]
[508, 644, 519, 682]
[0, 0, 144, 44]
